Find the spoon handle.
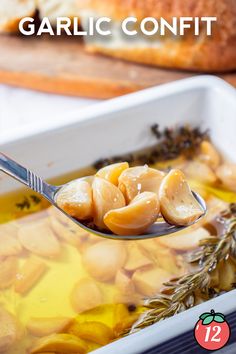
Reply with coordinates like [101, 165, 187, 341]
[0, 153, 56, 202]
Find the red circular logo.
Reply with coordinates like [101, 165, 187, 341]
[194, 310, 231, 351]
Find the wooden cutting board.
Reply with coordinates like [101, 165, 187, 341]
[0, 34, 235, 99]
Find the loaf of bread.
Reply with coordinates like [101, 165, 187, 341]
[79, 0, 236, 72]
[0, 0, 36, 32]
[0, 0, 235, 72]
[36, 0, 80, 25]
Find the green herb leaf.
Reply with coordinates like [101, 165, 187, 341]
[202, 315, 214, 325]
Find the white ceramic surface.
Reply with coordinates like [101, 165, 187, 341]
[0, 84, 98, 144]
[0, 76, 236, 353]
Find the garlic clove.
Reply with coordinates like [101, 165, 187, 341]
[92, 177, 125, 229]
[68, 321, 114, 346]
[18, 219, 61, 258]
[0, 307, 20, 352]
[118, 165, 165, 202]
[183, 161, 217, 184]
[159, 169, 204, 226]
[198, 141, 221, 170]
[0, 257, 18, 290]
[115, 269, 135, 294]
[96, 162, 129, 186]
[70, 278, 103, 313]
[158, 227, 210, 251]
[29, 333, 87, 354]
[27, 317, 71, 337]
[216, 163, 236, 192]
[0, 227, 22, 257]
[56, 180, 93, 220]
[124, 243, 153, 271]
[132, 266, 172, 296]
[104, 192, 160, 236]
[82, 241, 127, 281]
[14, 256, 47, 295]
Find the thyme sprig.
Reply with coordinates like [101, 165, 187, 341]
[128, 204, 236, 333]
[94, 125, 208, 170]
[16, 195, 41, 210]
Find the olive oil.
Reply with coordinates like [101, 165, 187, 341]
[0, 153, 235, 354]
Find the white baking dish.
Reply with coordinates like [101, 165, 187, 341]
[0, 76, 236, 353]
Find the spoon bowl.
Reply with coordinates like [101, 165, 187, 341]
[0, 153, 207, 240]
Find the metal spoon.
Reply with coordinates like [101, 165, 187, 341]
[0, 153, 207, 240]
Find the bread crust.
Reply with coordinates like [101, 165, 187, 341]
[81, 0, 236, 72]
[0, 0, 36, 33]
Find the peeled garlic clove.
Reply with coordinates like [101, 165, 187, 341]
[104, 192, 160, 236]
[158, 227, 210, 251]
[115, 270, 135, 294]
[18, 219, 60, 258]
[0, 257, 18, 290]
[82, 241, 127, 281]
[15, 256, 47, 295]
[198, 141, 221, 170]
[132, 266, 172, 296]
[68, 321, 113, 346]
[96, 162, 129, 186]
[30, 333, 87, 354]
[159, 169, 204, 226]
[56, 180, 93, 220]
[27, 317, 71, 337]
[216, 163, 236, 192]
[70, 278, 103, 313]
[0, 228, 22, 257]
[118, 165, 165, 202]
[184, 161, 217, 184]
[124, 244, 153, 271]
[0, 307, 19, 352]
[92, 177, 125, 229]
[218, 259, 236, 291]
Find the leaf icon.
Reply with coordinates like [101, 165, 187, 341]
[202, 315, 214, 325]
[214, 313, 225, 319]
[214, 315, 225, 323]
[200, 312, 212, 320]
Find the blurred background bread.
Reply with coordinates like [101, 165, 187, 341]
[0, 0, 235, 73]
[37, 0, 80, 25]
[79, 0, 236, 72]
[0, 0, 35, 32]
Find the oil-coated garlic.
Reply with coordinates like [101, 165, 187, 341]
[68, 321, 114, 346]
[216, 163, 236, 192]
[198, 141, 221, 169]
[82, 241, 127, 281]
[14, 256, 47, 295]
[30, 333, 87, 354]
[0, 257, 18, 290]
[104, 192, 160, 236]
[96, 162, 129, 185]
[92, 177, 125, 229]
[70, 278, 103, 313]
[56, 180, 93, 220]
[0, 230, 22, 257]
[18, 219, 61, 258]
[159, 169, 204, 226]
[132, 266, 172, 296]
[158, 227, 210, 251]
[0, 307, 20, 352]
[118, 165, 165, 202]
[183, 161, 217, 184]
[27, 317, 71, 337]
